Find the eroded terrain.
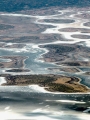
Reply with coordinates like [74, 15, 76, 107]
[0, 7, 90, 87]
[0, 7, 90, 120]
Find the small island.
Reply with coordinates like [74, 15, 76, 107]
[6, 69, 30, 72]
[1, 74, 89, 93]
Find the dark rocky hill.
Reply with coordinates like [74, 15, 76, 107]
[0, 0, 90, 12]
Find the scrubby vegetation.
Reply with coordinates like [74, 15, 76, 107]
[43, 44, 75, 53]
[47, 83, 75, 92]
[0, 24, 14, 30]
[2, 74, 89, 93]
[44, 19, 75, 24]
[6, 69, 30, 72]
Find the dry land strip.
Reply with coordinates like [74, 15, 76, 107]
[1, 74, 89, 93]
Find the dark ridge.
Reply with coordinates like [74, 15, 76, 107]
[0, 0, 90, 12]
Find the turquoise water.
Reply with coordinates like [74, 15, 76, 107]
[0, 84, 89, 120]
[0, 7, 90, 119]
[0, 44, 57, 74]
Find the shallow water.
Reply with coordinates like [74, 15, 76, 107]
[0, 44, 57, 74]
[0, 8, 90, 119]
[0, 84, 90, 120]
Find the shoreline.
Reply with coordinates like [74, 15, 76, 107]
[0, 8, 90, 93]
[1, 74, 90, 93]
[1, 83, 90, 94]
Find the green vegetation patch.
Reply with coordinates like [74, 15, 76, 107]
[47, 83, 75, 92]
[1, 74, 89, 93]
[5, 75, 55, 86]
[44, 44, 75, 53]
[6, 69, 30, 72]
[44, 19, 75, 24]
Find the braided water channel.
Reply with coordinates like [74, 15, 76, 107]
[0, 8, 90, 119]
